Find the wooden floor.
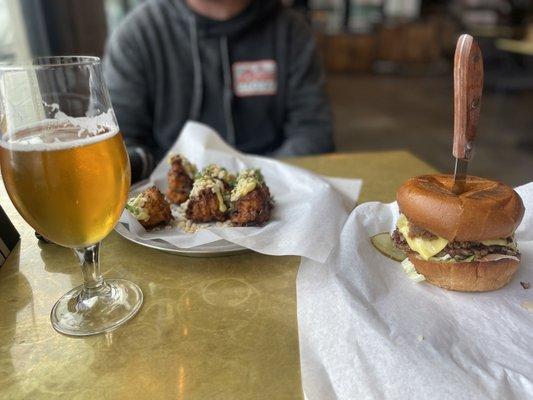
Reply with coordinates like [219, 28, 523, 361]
[328, 74, 533, 186]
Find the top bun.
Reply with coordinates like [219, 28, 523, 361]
[397, 174, 524, 242]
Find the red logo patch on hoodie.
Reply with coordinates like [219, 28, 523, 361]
[233, 60, 277, 97]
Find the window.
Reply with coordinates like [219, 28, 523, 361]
[0, 0, 32, 62]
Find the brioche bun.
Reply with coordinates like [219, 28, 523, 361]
[397, 174, 524, 242]
[409, 254, 519, 292]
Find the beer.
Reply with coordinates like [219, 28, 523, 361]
[0, 125, 130, 248]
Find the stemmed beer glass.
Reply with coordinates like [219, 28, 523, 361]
[0, 56, 143, 336]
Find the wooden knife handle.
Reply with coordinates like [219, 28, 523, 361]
[453, 34, 483, 160]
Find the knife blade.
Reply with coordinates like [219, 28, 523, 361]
[452, 158, 468, 195]
[452, 34, 483, 195]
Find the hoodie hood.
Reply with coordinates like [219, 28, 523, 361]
[105, 0, 333, 171]
[173, 0, 280, 37]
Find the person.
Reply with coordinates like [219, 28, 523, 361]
[104, 0, 334, 182]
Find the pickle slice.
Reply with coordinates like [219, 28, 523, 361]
[371, 232, 406, 262]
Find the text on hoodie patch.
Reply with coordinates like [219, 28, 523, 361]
[233, 60, 277, 97]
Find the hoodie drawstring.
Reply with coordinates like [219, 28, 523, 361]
[188, 17, 203, 121]
[188, 18, 236, 146]
[220, 36, 236, 146]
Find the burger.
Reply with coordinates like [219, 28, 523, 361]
[391, 175, 525, 292]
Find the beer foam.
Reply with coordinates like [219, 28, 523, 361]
[1, 110, 120, 152]
[0, 127, 119, 152]
[44, 104, 116, 138]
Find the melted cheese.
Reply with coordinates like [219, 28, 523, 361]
[480, 239, 509, 247]
[396, 214, 449, 260]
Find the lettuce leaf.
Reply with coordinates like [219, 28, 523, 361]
[401, 258, 426, 282]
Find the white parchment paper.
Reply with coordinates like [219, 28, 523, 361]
[298, 183, 533, 399]
[119, 121, 362, 262]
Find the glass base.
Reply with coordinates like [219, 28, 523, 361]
[50, 279, 143, 336]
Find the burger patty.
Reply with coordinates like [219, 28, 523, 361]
[391, 228, 520, 260]
[391, 229, 411, 253]
[407, 223, 438, 240]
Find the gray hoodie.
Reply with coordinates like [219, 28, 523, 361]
[104, 0, 333, 181]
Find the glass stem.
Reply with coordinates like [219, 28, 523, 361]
[74, 242, 107, 297]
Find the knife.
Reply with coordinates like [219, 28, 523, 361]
[452, 34, 484, 195]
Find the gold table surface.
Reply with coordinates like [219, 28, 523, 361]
[0, 151, 435, 400]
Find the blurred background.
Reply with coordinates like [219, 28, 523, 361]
[2, 0, 532, 185]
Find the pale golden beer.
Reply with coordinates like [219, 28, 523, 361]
[0, 56, 142, 336]
[0, 126, 130, 248]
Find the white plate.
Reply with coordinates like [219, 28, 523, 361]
[114, 180, 249, 257]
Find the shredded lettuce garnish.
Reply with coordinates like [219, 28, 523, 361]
[198, 164, 236, 186]
[429, 254, 454, 263]
[428, 254, 484, 263]
[401, 258, 426, 282]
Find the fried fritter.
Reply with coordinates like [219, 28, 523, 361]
[230, 169, 273, 226]
[231, 185, 272, 226]
[166, 154, 197, 205]
[186, 189, 227, 223]
[186, 176, 228, 223]
[126, 186, 172, 230]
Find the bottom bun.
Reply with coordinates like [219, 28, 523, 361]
[408, 255, 520, 292]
